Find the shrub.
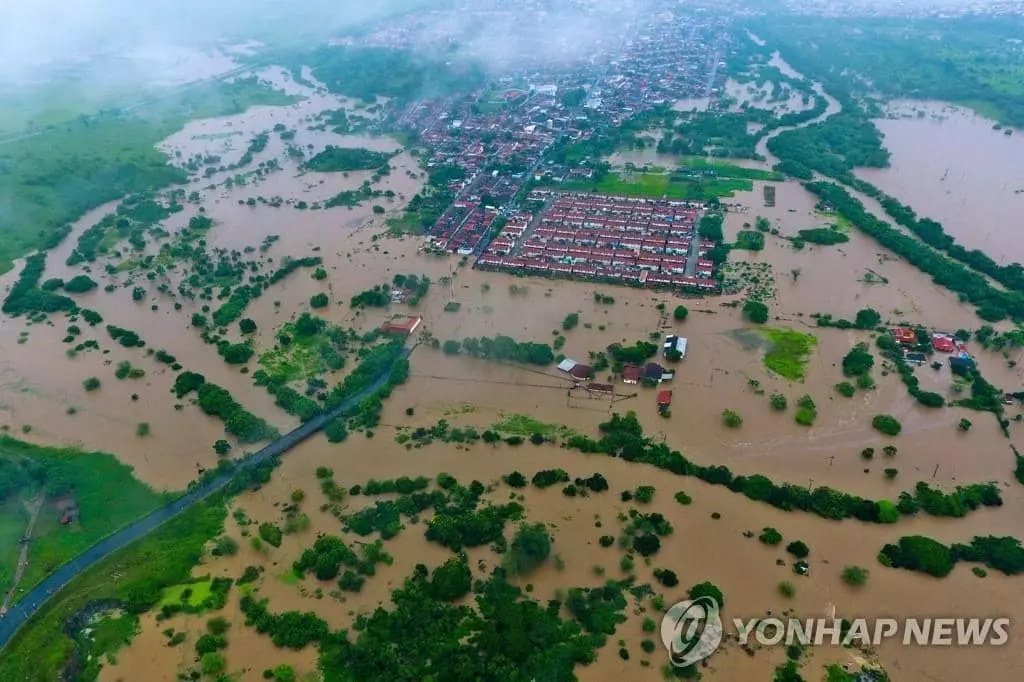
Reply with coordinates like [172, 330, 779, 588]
[841, 565, 869, 586]
[842, 343, 874, 377]
[83, 377, 101, 391]
[786, 540, 809, 559]
[778, 580, 796, 598]
[503, 471, 528, 488]
[743, 299, 768, 324]
[64, 275, 98, 293]
[769, 393, 787, 410]
[722, 409, 743, 428]
[506, 523, 552, 575]
[310, 293, 329, 308]
[872, 414, 902, 436]
[916, 391, 945, 408]
[835, 381, 856, 398]
[674, 491, 692, 505]
[878, 535, 954, 577]
[688, 581, 724, 607]
[759, 527, 783, 545]
[653, 568, 678, 587]
[634, 485, 655, 504]
[258, 523, 283, 548]
[794, 394, 817, 426]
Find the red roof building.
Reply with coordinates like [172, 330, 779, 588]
[932, 336, 955, 353]
[622, 365, 643, 384]
[893, 327, 917, 345]
[657, 390, 672, 406]
[379, 316, 421, 336]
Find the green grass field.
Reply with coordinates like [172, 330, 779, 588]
[0, 498, 28, 597]
[157, 578, 214, 608]
[563, 170, 754, 200]
[0, 437, 167, 603]
[676, 156, 784, 181]
[0, 76, 300, 274]
[491, 414, 576, 439]
[761, 327, 817, 381]
[0, 497, 226, 682]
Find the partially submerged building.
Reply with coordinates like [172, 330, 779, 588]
[379, 316, 422, 336]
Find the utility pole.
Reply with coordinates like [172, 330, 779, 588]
[933, 463, 939, 478]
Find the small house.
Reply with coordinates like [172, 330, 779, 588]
[557, 358, 579, 373]
[932, 336, 955, 353]
[621, 365, 642, 384]
[379, 316, 422, 336]
[569, 364, 593, 380]
[644, 362, 667, 383]
[893, 327, 917, 345]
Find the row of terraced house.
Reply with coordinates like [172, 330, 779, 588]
[474, 190, 719, 291]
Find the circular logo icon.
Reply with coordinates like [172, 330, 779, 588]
[660, 596, 723, 667]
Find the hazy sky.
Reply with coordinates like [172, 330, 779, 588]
[0, 0, 427, 79]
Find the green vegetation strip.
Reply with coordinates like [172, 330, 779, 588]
[565, 412, 1001, 524]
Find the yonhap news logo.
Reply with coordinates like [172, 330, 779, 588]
[660, 595, 1010, 666]
[660, 596, 723, 667]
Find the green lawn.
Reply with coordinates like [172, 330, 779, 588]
[0, 437, 167, 603]
[761, 327, 817, 381]
[0, 497, 226, 682]
[563, 171, 753, 200]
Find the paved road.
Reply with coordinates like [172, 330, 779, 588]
[0, 346, 411, 650]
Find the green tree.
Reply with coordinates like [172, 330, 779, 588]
[786, 540, 810, 559]
[239, 318, 257, 334]
[872, 414, 902, 436]
[506, 523, 552, 575]
[213, 440, 232, 456]
[759, 527, 783, 545]
[688, 581, 724, 607]
[673, 305, 688, 322]
[743, 300, 769, 324]
[310, 293, 330, 308]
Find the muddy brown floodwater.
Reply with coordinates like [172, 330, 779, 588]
[8, 50, 1024, 682]
[856, 100, 1024, 266]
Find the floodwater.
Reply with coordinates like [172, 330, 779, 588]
[724, 78, 812, 116]
[0, 65, 423, 489]
[103, 387, 1024, 681]
[856, 100, 1024, 265]
[8, 50, 1024, 682]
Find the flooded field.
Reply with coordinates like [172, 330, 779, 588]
[101, 417, 1024, 682]
[6, 45, 1024, 682]
[856, 100, 1024, 265]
